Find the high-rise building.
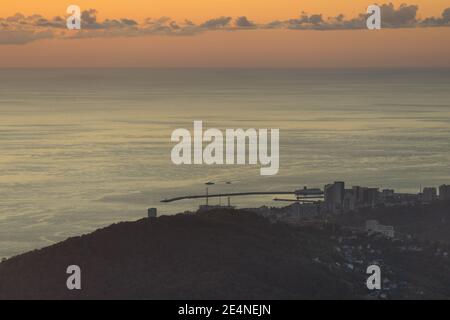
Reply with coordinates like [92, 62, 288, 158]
[334, 181, 345, 205]
[325, 182, 381, 213]
[422, 187, 437, 202]
[349, 186, 380, 208]
[355, 187, 379, 208]
[324, 181, 345, 214]
[439, 185, 450, 201]
[343, 189, 356, 213]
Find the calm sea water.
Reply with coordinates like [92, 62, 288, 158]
[0, 68, 449, 257]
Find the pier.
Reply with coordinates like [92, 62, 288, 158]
[161, 189, 324, 203]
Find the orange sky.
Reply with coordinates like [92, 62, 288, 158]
[1, 1, 450, 67]
[3, 0, 449, 21]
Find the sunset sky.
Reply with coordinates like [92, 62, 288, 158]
[1, 0, 449, 67]
[3, 0, 448, 20]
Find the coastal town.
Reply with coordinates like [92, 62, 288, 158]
[162, 181, 450, 231]
[190, 182, 450, 299]
[250, 182, 450, 236]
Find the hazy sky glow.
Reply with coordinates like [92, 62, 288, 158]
[1, 0, 449, 67]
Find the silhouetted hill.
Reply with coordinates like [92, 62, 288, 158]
[0, 210, 360, 299]
[1, 208, 450, 300]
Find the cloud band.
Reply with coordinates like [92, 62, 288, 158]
[0, 3, 449, 45]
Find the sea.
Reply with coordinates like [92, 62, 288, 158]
[0, 68, 449, 257]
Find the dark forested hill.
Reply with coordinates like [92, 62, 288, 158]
[1, 208, 450, 300]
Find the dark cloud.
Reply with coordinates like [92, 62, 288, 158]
[200, 16, 232, 29]
[263, 4, 445, 30]
[139, 17, 198, 36]
[285, 13, 326, 29]
[121, 19, 138, 26]
[80, 9, 101, 28]
[444, 8, 450, 23]
[1, 4, 449, 45]
[380, 3, 418, 27]
[34, 16, 66, 28]
[421, 7, 450, 27]
[263, 20, 284, 29]
[235, 16, 256, 28]
[80, 9, 138, 29]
